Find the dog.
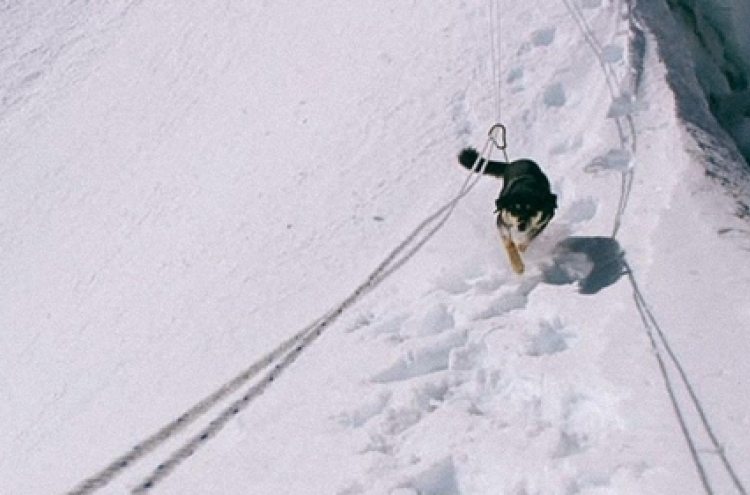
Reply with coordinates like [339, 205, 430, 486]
[458, 147, 557, 274]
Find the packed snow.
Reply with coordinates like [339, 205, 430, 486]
[2, 1, 750, 494]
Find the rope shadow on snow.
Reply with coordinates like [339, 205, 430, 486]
[540, 236, 625, 294]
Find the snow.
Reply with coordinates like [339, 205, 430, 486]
[665, 0, 750, 160]
[2, 0, 750, 494]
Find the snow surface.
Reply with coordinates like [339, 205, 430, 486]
[2, 1, 750, 494]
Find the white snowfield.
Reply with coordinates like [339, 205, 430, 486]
[2, 1, 750, 494]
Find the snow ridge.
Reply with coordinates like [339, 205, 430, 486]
[555, 2, 748, 493]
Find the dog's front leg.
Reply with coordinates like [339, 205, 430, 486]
[503, 235, 525, 274]
[517, 216, 550, 253]
[498, 223, 525, 274]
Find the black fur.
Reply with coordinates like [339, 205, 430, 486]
[458, 147, 557, 236]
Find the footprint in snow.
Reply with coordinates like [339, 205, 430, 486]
[526, 318, 576, 357]
[507, 67, 526, 95]
[370, 330, 467, 383]
[531, 27, 556, 47]
[357, 302, 456, 343]
[606, 94, 638, 118]
[469, 290, 529, 320]
[581, 0, 602, 8]
[584, 148, 632, 173]
[543, 82, 567, 108]
[561, 197, 598, 225]
[553, 392, 622, 459]
[400, 303, 455, 339]
[346, 376, 458, 458]
[392, 457, 462, 495]
[601, 43, 624, 64]
[549, 134, 583, 155]
[336, 390, 392, 428]
[507, 66, 524, 84]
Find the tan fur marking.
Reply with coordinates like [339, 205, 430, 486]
[503, 236, 525, 274]
[501, 210, 520, 228]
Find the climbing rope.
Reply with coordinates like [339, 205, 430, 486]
[65, 319, 323, 495]
[489, 0, 504, 124]
[626, 263, 748, 495]
[487, 0, 513, 165]
[488, 122, 510, 162]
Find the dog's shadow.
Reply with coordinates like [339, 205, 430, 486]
[539, 236, 626, 294]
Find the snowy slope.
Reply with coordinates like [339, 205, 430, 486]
[2, 1, 750, 494]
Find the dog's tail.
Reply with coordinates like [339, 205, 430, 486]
[458, 147, 507, 178]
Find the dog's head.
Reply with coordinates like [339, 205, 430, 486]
[496, 191, 557, 247]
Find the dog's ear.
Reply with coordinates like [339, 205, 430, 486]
[549, 193, 558, 210]
[494, 195, 509, 213]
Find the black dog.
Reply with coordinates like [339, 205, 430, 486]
[458, 147, 557, 274]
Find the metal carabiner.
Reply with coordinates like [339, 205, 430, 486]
[488, 123, 507, 151]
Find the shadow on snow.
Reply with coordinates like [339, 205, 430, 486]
[541, 236, 626, 294]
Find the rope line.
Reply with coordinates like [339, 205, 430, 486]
[627, 265, 714, 494]
[626, 263, 748, 495]
[64, 134, 498, 495]
[64, 319, 322, 495]
[372, 137, 495, 285]
[133, 307, 343, 493]
[488, 0, 503, 123]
